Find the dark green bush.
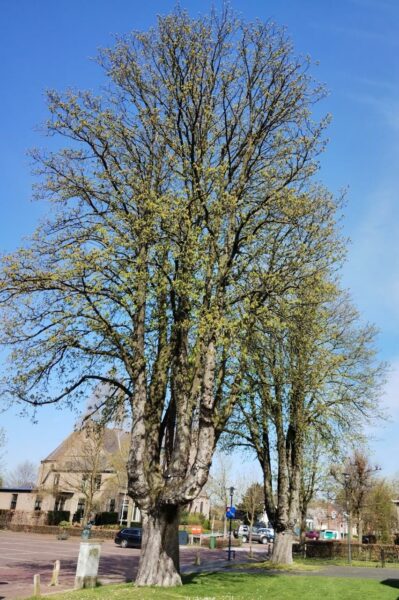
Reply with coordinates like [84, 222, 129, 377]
[95, 511, 119, 525]
[47, 510, 70, 525]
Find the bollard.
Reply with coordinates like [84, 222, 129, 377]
[33, 573, 41, 597]
[49, 560, 60, 586]
[75, 540, 102, 589]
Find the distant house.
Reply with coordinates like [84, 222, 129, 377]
[0, 427, 209, 525]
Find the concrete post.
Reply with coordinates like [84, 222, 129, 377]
[33, 573, 41, 597]
[74, 540, 102, 589]
[49, 560, 60, 586]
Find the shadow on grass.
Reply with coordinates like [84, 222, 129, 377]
[380, 579, 399, 589]
[182, 570, 279, 586]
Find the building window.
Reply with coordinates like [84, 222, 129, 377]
[54, 495, 66, 511]
[10, 494, 18, 510]
[109, 498, 116, 512]
[94, 475, 102, 490]
[132, 505, 138, 522]
[120, 497, 129, 524]
[53, 473, 60, 487]
[81, 474, 88, 491]
[200, 501, 203, 514]
[34, 496, 42, 511]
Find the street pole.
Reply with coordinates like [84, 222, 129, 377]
[343, 473, 352, 565]
[227, 486, 234, 561]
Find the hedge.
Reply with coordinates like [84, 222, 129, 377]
[47, 511, 71, 526]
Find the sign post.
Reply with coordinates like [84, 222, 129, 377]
[226, 487, 236, 561]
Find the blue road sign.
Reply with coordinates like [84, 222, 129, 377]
[226, 506, 236, 519]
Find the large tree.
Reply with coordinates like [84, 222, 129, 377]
[1, 9, 333, 585]
[226, 279, 384, 564]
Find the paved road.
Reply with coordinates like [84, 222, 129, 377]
[0, 531, 266, 599]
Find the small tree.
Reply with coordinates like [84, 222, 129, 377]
[6, 460, 37, 488]
[0, 428, 6, 485]
[363, 479, 398, 542]
[331, 451, 380, 542]
[207, 454, 234, 537]
[56, 423, 115, 525]
[238, 482, 264, 557]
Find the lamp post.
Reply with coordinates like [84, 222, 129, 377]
[343, 473, 352, 565]
[227, 486, 235, 561]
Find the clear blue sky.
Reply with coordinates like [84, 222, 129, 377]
[1, 0, 398, 477]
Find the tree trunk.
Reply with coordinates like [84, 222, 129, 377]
[357, 516, 363, 544]
[135, 504, 182, 587]
[271, 530, 294, 565]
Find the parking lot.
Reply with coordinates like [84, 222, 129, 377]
[0, 531, 266, 599]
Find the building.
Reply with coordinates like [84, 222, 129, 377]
[0, 427, 209, 525]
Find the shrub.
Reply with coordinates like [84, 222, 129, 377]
[47, 511, 70, 526]
[0, 509, 11, 529]
[95, 511, 119, 526]
[58, 520, 71, 528]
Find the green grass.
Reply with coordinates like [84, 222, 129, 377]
[229, 559, 320, 571]
[293, 557, 399, 569]
[24, 572, 399, 599]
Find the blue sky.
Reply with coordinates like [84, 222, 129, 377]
[1, 0, 398, 477]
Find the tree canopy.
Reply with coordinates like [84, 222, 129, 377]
[0, 7, 362, 585]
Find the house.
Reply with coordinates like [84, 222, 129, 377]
[0, 426, 210, 525]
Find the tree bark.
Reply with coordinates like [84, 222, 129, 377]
[135, 504, 182, 587]
[271, 530, 294, 565]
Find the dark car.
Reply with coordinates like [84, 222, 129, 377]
[251, 527, 275, 544]
[305, 530, 320, 540]
[362, 534, 377, 544]
[114, 527, 142, 548]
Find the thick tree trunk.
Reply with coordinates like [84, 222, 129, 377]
[271, 530, 294, 565]
[135, 504, 181, 587]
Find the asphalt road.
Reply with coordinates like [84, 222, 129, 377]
[0, 530, 266, 599]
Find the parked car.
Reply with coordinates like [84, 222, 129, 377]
[114, 527, 142, 548]
[305, 530, 320, 540]
[252, 527, 274, 544]
[320, 529, 339, 540]
[233, 524, 249, 539]
[244, 527, 274, 544]
[362, 534, 377, 544]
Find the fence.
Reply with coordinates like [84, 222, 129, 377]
[294, 541, 399, 565]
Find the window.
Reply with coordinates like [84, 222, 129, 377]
[81, 474, 88, 491]
[120, 497, 129, 524]
[200, 501, 204, 514]
[10, 494, 18, 510]
[34, 496, 42, 511]
[53, 473, 60, 487]
[54, 495, 66, 511]
[109, 498, 116, 512]
[94, 475, 102, 490]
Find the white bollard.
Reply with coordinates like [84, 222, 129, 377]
[74, 540, 102, 589]
[33, 573, 41, 597]
[49, 560, 60, 586]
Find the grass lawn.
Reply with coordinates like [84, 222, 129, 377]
[25, 572, 399, 599]
[294, 557, 399, 569]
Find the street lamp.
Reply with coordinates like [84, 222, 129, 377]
[343, 473, 352, 565]
[227, 486, 235, 561]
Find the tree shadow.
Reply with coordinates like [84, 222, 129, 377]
[380, 578, 399, 589]
[380, 578, 399, 599]
[182, 570, 279, 586]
